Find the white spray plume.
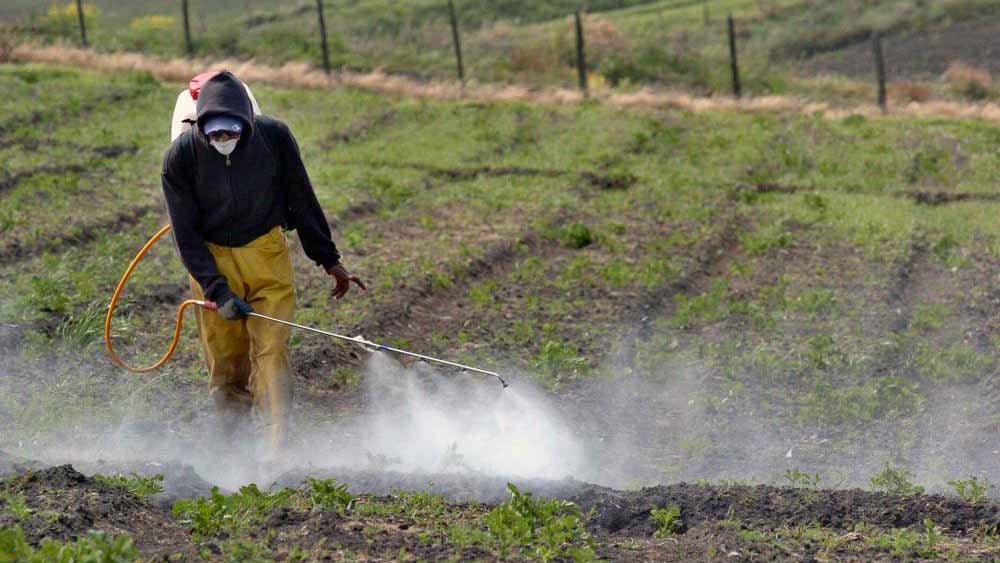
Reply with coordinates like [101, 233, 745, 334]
[297, 352, 587, 481]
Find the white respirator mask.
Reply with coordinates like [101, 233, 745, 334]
[210, 138, 239, 156]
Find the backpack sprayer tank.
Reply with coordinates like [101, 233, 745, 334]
[170, 70, 261, 142]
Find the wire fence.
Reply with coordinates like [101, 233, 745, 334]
[8, 0, 999, 108]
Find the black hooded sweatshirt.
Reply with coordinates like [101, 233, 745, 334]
[161, 71, 340, 305]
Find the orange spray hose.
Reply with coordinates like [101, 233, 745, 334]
[103, 224, 215, 372]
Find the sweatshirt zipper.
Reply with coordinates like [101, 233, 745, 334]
[226, 153, 234, 245]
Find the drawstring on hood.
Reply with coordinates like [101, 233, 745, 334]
[195, 71, 255, 150]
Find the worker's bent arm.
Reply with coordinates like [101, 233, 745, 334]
[272, 119, 341, 269]
[161, 140, 235, 305]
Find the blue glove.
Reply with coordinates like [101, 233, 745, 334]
[218, 296, 254, 320]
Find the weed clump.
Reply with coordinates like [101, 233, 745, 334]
[172, 484, 294, 537]
[869, 463, 924, 496]
[947, 476, 991, 504]
[484, 483, 595, 562]
[94, 473, 164, 499]
[306, 477, 353, 512]
[559, 223, 594, 249]
[1, 492, 32, 522]
[0, 526, 137, 562]
[650, 504, 685, 537]
[784, 468, 822, 489]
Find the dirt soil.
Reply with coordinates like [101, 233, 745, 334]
[0, 464, 195, 558]
[807, 20, 1000, 79]
[2, 455, 998, 561]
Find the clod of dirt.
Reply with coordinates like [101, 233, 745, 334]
[570, 482, 1000, 537]
[907, 190, 1000, 205]
[0, 464, 193, 557]
[580, 171, 637, 190]
[78, 459, 217, 509]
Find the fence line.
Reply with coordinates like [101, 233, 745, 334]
[16, 43, 1000, 124]
[46, 2, 916, 106]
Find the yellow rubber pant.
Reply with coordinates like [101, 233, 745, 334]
[189, 226, 296, 455]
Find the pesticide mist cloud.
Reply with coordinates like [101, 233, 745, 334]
[302, 352, 588, 481]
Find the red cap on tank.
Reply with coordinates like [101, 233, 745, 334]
[189, 70, 222, 100]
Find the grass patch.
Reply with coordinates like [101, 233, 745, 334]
[94, 473, 165, 499]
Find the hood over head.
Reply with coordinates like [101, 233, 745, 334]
[195, 70, 254, 146]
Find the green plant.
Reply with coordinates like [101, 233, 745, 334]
[650, 504, 685, 537]
[331, 367, 360, 389]
[869, 463, 924, 496]
[1, 493, 32, 521]
[0, 526, 137, 562]
[784, 468, 822, 489]
[484, 483, 595, 562]
[559, 222, 594, 249]
[172, 484, 293, 537]
[54, 300, 105, 348]
[923, 518, 940, 556]
[307, 478, 353, 512]
[948, 475, 991, 504]
[672, 280, 729, 328]
[741, 223, 794, 255]
[790, 288, 837, 317]
[533, 340, 589, 382]
[27, 275, 70, 313]
[910, 303, 951, 332]
[804, 333, 845, 369]
[871, 527, 921, 556]
[397, 491, 447, 522]
[94, 472, 165, 499]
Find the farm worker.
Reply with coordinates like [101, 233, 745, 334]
[160, 70, 365, 459]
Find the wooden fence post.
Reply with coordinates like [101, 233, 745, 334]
[447, 0, 465, 84]
[727, 14, 741, 98]
[182, 0, 193, 56]
[316, 0, 331, 75]
[75, 0, 88, 47]
[574, 8, 588, 94]
[872, 31, 887, 112]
